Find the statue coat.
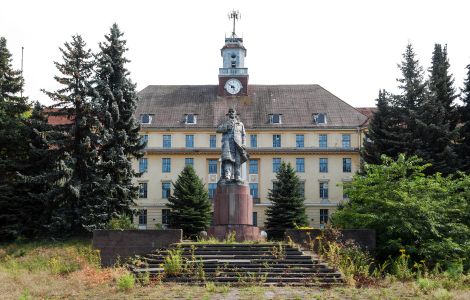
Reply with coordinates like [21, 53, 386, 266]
[217, 118, 248, 164]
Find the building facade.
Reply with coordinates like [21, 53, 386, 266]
[133, 28, 368, 230]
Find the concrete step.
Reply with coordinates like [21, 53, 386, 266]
[144, 254, 313, 261]
[164, 276, 344, 284]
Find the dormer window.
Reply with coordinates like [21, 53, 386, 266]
[185, 114, 197, 124]
[269, 114, 282, 124]
[313, 113, 327, 125]
[140, 114, 153, 124]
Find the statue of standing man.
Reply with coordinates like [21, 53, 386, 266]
[217, 108, 249, 183]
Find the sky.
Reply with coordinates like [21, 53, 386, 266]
[1, 0, 470, 108]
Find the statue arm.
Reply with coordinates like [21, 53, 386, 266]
[216, 122, 228, 133]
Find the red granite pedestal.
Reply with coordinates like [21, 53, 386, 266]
[208, 182, 262, 242]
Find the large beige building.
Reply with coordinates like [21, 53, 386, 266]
[132, 29, 369, 230]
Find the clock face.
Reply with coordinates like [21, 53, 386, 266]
[224, 78, 242, 95]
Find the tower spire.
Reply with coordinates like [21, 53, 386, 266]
[228, 10, 241, 37]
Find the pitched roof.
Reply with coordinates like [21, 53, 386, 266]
[355, 107, 377, 127]
[136, 85, 368, 129]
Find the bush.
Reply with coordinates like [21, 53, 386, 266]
[107, 215, 136, 230]
[163, 249, 185, 277]
[117, 273, 135, 291]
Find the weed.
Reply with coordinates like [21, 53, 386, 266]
[107, 215, 136, 230]
[432, 288, 452, 300]
[271, 243, 285, 260]
[18, 289, 31, 300]
[163, 248, 185, 277]
[224, 231, 236, 243]
[391, 250, 413, 281]
[48, 255, 80, 275]
[205, 281, 217, 293]
[416, 277, 438, 294]
[117, 272, 135, 291]
[136, 271, 150, 286]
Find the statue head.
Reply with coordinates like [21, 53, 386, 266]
[228, 108, 236, 119]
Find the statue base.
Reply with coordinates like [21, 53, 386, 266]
[207, 182, 263, 242]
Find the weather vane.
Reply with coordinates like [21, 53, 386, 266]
[228, 10, 241, 37]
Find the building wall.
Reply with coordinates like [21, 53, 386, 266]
[133, 129, 360, 230]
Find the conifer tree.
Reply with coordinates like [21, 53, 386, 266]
[166, 166, 212, 238]
[460, 63, 470, 172]
[265, 162, 308, 238]
[362, 90, 403, 164]
[42, 35, 107, 235]
[94, 24, 145, 221]
[415, 44, 459, 174]
[0, 37, 30, 241]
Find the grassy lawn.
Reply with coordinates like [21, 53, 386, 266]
[1, 240, 469, 300]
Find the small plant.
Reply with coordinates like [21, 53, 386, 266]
[205, 281, 217, 293]
[136, 271, 150, 286]
[163, 248, 185, 277]
[224, 231, 236, 243]
[391, 249, 414, 281]
[432, 288, 452, 300]
[154, 223, 164, 229]
[416, 277, 438, 294]
[445, 261, 463, 279]
[48, 256, 80, 275]
[18, 289, 31, 300]
[107, 215, 136, 230]
[271, 243, 285, 260]
[117, 273, 135, 291]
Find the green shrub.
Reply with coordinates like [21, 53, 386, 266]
[391, 250, 414, 281]
[163, 249, 185, 277]
[416, 277, 438, 294]
[107, 215, 136, 230]
[117, 273, 135, 291]
[48, 256, 80, 275]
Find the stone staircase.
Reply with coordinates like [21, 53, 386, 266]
[129, 243, 344, 286]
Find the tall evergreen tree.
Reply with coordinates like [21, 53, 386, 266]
[42, 35, 107, 235]
[460, 63, 470, 172]
[415, 44, 459, 174]
[394, 43, 428, 155]
[166, 166, 212, 238]
[0, 37, 30, 241]
[94, 24, 145, 222]
[265, 162, 308, 238]
[362, 90, 403, 164]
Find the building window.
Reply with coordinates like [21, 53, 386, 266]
[162, 158, 171, 173]
[273, 158, 281, 173]
[185, 158, 194, 168]
[249, 159, 259, 174]
[162, 182, 171, 199]
[299, 181, 305, 199]
[313, 113, 327, 125]
[250, 134, 257, 148]
[141, 134, 148, 146]
[249, 183, 259, 199]
[163, 135, 171, 148]
[342, 134, 351, 148]
[343, 158, 352, 172]
[140, 114, 152, 124]
[296, 134, 304, 148]
[296, 158, 305, 173]
[138, 209, 147, 226]
[139, 158, 148, 173]
[162, 209, 170, 225]
[320, 209, 329, 227]
[208, 183, 217, 199]
[273, 134, 281, 148]
[320, 182, 329, 199]
[185, 135, 194, 148]
[319, 134, 328, 148]
[185, 114, 197, 124]
[139, 183, 148, 198]
[253, 212, 258, 227]
[319, 158, 328, 173]
[270, 114, 281, 124]
[208, 159, 218, 174]
[210, 135, 216, 148]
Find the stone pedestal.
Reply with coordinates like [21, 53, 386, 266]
[208, 182, 262, 242]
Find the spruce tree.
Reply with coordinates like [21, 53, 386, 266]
[415, 44, 459, 174]
[394, 43, 428, 155]
[362, 90, 403, 164]
[94, 24, 145, 222]
[0, 37, 30, 241]
[166, 166, 212, 238]
[265, 162, 308, 238]
[460, 63, 470, 172]
[42, 35, 107, 235]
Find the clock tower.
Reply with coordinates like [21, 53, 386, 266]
[218, 10, 249, 97]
